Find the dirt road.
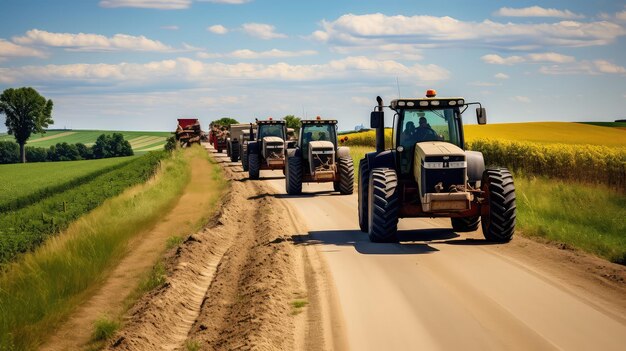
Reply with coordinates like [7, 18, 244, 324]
[258, 170, 626, 350]
[107, 149, 626, 351]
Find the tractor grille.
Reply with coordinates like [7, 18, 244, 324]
[264, 142, 284, 160]
[421, 155, 466, 194]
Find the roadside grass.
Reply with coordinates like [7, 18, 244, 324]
[291, 299, 308, 315]
[185, 339, 202, 351]
[166, 235, 184, 249]
[347, 147, 626, 264]
[91, 316, 120, 341]
[0, 148, 192, 350]
[0, 156, 135, 211]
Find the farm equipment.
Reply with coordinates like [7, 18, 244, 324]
[175, 118, 203, 147]
[209, 124, 228, 153]
[226, 123, 252, 162]
[246, 118, 287, 179]
[358, 90, 516, 243]
[240, 128, 256, 171]
[285, 117, 354, 195]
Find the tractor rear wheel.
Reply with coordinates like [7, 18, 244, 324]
[242, 151, 249, 171]
[248, 153, 260, 180]
[368, 168, 399, 242]
[226, 143, 231, 157]
[481, 168, 516, 242]
[338, 156, 354, 195]
[358, 158, 369, 232]
[451, 216, 480, 232]
[230, 145, 239, 162]
[286, 156, 303, 195]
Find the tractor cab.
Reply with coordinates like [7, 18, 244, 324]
[298, 118, 338, 167]
[246, 119, 287, 179]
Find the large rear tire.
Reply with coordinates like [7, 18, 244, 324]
[226, 142, 231, 157]
[357, 158, 369, 232]
[242, 151, 249, 171]
[338, 156, 354, 195]
[368, 168, 399, 242]
[481, 168, 516, 242]
[248, 153, 260, 180]
[451, 216, 480, 232]
[286, 156, 303, 195]
[230, 145, 239, 162]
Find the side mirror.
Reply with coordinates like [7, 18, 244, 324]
[370, 111, 384, 128]
[476, 108, 487, 125]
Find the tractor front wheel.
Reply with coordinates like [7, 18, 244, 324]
[242, 151, 249, 171]
[451, 216, 480, 232]
[286, 156, 303, 195]
[368, 168, 399, 242]
[230, 145, 239, 162]
[481, 168, 516, 242]
[248, 153, 260, 180]
[338, 156, 354, 195]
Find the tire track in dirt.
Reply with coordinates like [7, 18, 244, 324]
[107, 147, 309, 350]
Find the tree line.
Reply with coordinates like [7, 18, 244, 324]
[0, 133, 133, 164]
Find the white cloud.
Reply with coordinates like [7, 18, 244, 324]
[312, 13, 625, 51]
[617, 10, 626, 21]
[0, 56, 450, 85]
[161, 25, 179, 30]
[482, 52, 576, 65]
[0, 39, 46, 59]
[99, 0, 191, 9]
[196, 49, 317, 59]
[494, 73, 509, 79]
[241, 23, 287, 39]
[481, 54, 525, 65]
[513, 96, 531, 103]
[207, 25, 228, 34]
[13, 29, 174, 52]
[539, 62, 595, 75]
[527, 52, 575, 63]
[593, 60, 626, 74]
[494, 6, 584, 19]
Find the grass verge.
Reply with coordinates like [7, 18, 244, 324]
[348, 147, 626, 264]
[0, 148, 193, 350]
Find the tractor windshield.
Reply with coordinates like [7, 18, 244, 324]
[301, 124, 336, 159]
[258, 125, 285, 139]
[396, 108, 461, 174]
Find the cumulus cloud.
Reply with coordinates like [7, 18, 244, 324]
[494, 73, 509, 79]
[207, 25, 228, 34]
[312, 13, 625, 51]
[618, 10, 626, 21]
[593, 60, 626, 74]
[0, 39, 47, 59]
[241, 23, 287, 39]
[482, 52, 576, 65]
[0, 56, 450, 85]
[196, 49, 316, 59]
[494, 6, 584, 19]
[99, 0, 191, 9]
[13, 29, 174, 52]
[539, 60, 626, 75]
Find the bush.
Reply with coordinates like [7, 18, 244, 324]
[164, 136, 177, 152]
[0, 141, 19, 164]
[76, 143, 93, 160]
[25, 146, 48, 162]
[53, 142, 81, 161]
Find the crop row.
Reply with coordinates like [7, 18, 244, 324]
[0, 151, 165, 265]
[467, 139, 626, 189]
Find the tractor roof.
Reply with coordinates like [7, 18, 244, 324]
[390, 97, 465, 110]
[257, 120, 285, 125]
[301, 119, 337, 125]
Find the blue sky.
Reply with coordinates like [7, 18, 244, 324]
[1, 0, 625, 132]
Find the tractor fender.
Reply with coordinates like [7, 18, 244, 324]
[247, 141, 259, 155]
[337, 146, 351, 158]
[366, 149, 396, 169]
[465, 151, 485, 183]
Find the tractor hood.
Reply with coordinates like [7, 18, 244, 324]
[415, 141, 465, 157]
[309, 140, 334, 150]
[263, 136, 284, 144]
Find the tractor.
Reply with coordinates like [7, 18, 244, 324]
[358, 90, 516, 243]
[240, 128, 256, 171]
[285, 117, 354, 195]
[246, 118, 287, 180]
[226, 123, 251, 162]
[209, 123, 228, 153]
[175, 118, 202, 147]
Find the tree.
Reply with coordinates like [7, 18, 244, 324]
[283, 115, 301, 133]
[93, 133, 133, 159]
[0, 87, 53, 163]
[212, 117, 239, 126]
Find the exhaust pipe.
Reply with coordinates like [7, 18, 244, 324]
[376, 96, 384, 153]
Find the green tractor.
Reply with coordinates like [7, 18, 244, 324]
[285, 117, 354, 195]
[358, 91, 516, 243]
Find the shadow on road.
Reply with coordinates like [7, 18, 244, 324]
[291, 228, 498, 255]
